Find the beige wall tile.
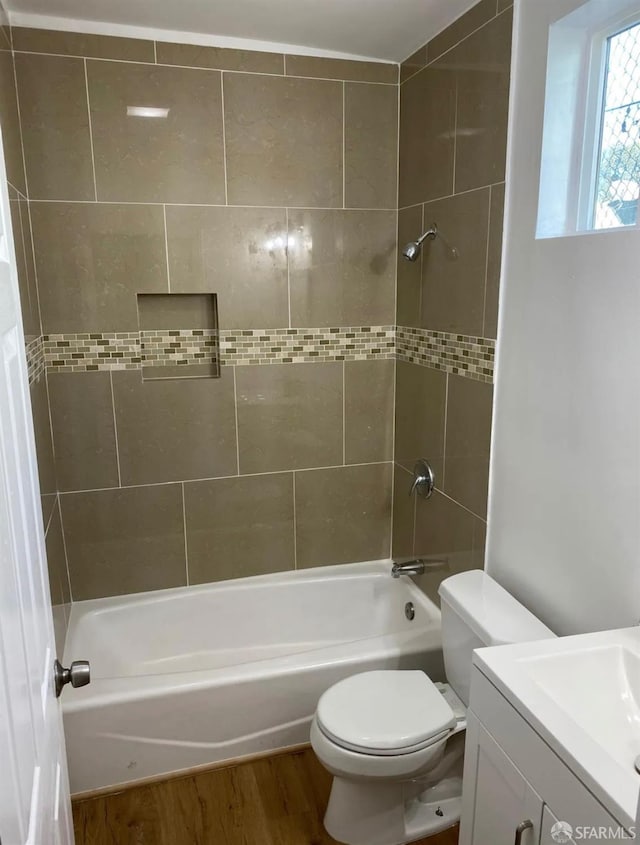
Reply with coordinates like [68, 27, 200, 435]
[399, 67, 456, 208]
[295, 463, 392, 568]
[285, 55, 397, 84]
[236, 362, 343, 474]
[87, 61, 226, 203]
[48, 371, 119, 492]
[428, 0, 496, 63]
[443, 375, 493, 518]
[30, 376, 56, 496]
[344, 82, 398, 210]
[156, 42, 284, 74]
[396, 204, 423, 326]
[185, 473, 295, 584]
[392, 463, 415, 558]
[497, 0, 513, 13]
[437, 9, 512, 193]
[13, 27, 155, 62]
[10, 195, 40, 340]
[288, 209, 396, 327]
[413, 490, 476, 604]
[15, 53, 94, 200]
[112, 369, 238, 486]
[0, 50, 26, 195]
[41, 493, 57, 529]
[345, 359, 394, 464]
[166, 205, 289, 330]
[61, 484, 187, 600]
[32, 202, 167, 333]
[400, 46, 427, 84]
[421, 187, 490, 336]
[224, 74, 343, 207]
[394, 361, 446, 480]
[484, 181, 505, 338]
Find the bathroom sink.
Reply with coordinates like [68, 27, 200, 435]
[473, 627, 640, 830]
[522, 644, 640, 773]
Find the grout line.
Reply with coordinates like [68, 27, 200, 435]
[232, 365, 241, 475]
[181, 482, 189, 585]
[292, 471, 297, 570]
[109, 371, 122, 486]
[389, 366, 397, 557]
[83, 58, 99, 201]
[283, 54, 287, 75]
[26, 198, 398, 211]
[342, 81, 346, 209]
[399, 180, 505, 213]
[219, 73, 229, 206]
[418, 202, 424, 320]
[44, 492, 58, 536]
[153, 40, 157, 64]
[57, 494, 75, 604]
[481, 185, 493, 337]
[56, 460, 394, 497]
[285, 207, 291, 328]
[342, 361, 346, 465]
[436, 487, 487, 522]
[441, 373, 449, 488]
[162, 203, 171, 292]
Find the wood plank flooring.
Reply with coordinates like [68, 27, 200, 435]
[73, 748, 459, 845]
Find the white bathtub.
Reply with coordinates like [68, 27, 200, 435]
[63, 561, 444, 795]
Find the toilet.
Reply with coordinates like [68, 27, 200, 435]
[310, 570, 555, 845]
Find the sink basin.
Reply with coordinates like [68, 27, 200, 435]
[522, 645, 640, 773]
[473, 627, 640, 830]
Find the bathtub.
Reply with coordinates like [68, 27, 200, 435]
[63, 561, 445, 795]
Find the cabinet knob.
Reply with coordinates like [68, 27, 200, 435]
[514, 819, 533, 845]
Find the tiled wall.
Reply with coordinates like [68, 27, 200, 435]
[393, 0, 512, 603]
[0, 10, 71, 652]
[8, 27, 400, 603]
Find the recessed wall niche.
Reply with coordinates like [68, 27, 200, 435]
[136, 293, 220, 380]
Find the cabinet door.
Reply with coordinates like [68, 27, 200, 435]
[540, 806, 576, 845]
[461, 713, 543, 845]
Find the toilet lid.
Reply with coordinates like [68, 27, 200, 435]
[316, 671, 456, 755]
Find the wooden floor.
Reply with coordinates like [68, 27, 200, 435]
[73, 748, 459, 845]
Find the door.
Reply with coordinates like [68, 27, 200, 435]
[460, 714, 543, 845]
[0, 131, 73, 841]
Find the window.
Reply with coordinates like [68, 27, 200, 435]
[592, 21, 640, 229]
[536, 0, 640, 239]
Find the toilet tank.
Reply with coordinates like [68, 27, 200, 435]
[438, 570, 555, 706]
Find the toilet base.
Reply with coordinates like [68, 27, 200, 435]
[324, 774, 462, 845]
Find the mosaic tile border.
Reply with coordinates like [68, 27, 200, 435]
[26, 336, 44, 385]
[37, 326, 495, 382]
[396, 326, 495, 383]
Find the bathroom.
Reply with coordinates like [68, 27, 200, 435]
[0, 0, 639, 841]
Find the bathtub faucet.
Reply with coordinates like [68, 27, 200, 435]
[391, 559, 448, 578]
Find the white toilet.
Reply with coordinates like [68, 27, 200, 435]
[310, 570, 555, 845]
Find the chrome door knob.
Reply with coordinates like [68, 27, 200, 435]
[409, 459, 435, 499]
[54, 659, 90, 698]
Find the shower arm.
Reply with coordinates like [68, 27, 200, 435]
[416, 224, 438, 246]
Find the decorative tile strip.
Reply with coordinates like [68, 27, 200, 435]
[141, 329, 219, 369]
[396, 326, 495, 383]
[220, 326, 396, 365]
[43, 332, 141, 372]
[26, 335, 44, 385]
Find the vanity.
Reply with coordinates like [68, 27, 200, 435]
[460, 628, 640, 844]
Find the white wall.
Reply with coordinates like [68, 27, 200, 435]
[486, 0, 640, 635]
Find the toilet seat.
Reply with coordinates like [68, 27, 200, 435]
[316, 670, 456, 756]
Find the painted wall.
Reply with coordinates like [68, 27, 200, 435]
[487, 0, 640, 635]
[392, 0, 513, 603]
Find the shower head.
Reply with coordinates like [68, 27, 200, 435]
[402, 224, 437, 262]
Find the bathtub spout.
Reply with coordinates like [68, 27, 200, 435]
[391, 559, 448, 579]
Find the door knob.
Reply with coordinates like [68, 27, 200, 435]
[54, 659, 90, 698]
[409, 459, 435, 499]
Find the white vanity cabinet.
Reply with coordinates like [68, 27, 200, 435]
[460, 666, 627, 845]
